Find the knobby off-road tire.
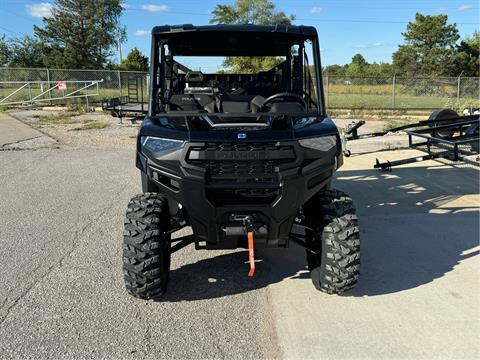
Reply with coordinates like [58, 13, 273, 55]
[123, 193, 171, 299]
[304, 189, 360, 294]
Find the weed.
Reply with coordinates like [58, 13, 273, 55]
[383, 119, 413, 132]
[33, 112, 79, 124]
[71, 121, 109, 131]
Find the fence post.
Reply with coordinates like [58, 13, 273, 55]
[325, 75, 329, 109]
[392, 75, 396, 110]
[457, 75, 461, 105]
[118, 70, 122, 97]
[27, 82, 32, 103]
[46, 68, 51, 102]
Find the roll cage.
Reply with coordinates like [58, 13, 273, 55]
[148, 24, 326, 117]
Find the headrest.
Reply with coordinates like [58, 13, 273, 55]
[186, 71, 204, 82]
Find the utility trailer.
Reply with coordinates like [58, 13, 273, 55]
[343, 109, 480, 170]
[102, 75, 148, 123]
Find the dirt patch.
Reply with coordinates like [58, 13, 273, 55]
[9, 109, 138, 150]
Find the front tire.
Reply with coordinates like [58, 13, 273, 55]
[123, 193, 171, 299]
[304, 189, 360, 294]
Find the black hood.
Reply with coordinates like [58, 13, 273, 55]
[139, 114, 339, 142]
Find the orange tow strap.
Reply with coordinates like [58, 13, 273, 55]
[247, 231, 255, 277]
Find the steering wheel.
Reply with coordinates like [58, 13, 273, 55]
[261, 92, 307, 110]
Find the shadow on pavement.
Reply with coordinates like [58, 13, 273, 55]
[162, 248, 308, 302]
[160, 163, 478, 301]
[335, 164, 479, 297]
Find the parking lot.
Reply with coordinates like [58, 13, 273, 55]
[0, 113, 479, 359]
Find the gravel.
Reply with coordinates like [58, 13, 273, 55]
[9, 109, 139, 150]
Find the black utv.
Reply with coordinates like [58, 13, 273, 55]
[123, 24, 360, 299]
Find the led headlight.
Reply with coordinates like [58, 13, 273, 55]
[140, 136, 185, 155]
[298, 135, 337, 152]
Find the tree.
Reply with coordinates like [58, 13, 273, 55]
[323, 64, 346, 76]
[346, 54, 368, 77]
[116, 47, 149, 71]
[210, 0, 294, 25]
[392, 13, 459, 76]
[34, 0, 125, 69]
[210, 0, 295, 73]
[0, 35, 52, 67]
[452, 31, 479, 77]
[0, 35, 10, 66]
[6, 36, 50, 68]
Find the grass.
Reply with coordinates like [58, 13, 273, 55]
[0, 105, 8, 112]
[0, 87, 147, 105]
[1, 83, 477, 112]
[70, 121, 109, 131]
[327, 93, 462, 109]
[383, 119, 416, 132]
[32, 112, 80, 124]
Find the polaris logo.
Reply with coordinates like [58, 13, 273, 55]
[237, 133, 247, 139]
[214, 151, 267, 160]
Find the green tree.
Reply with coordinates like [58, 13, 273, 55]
[452, 31, 479, 77]
[34, 0, 125, 69]
[117, 47, 149, 71]
[346, 54, 368, 77]
[5, 36, 50, 68]
[323, 64, 347, 76]
[211, 0, 294, 25]
[210, 0, 295, 73]
[0, 35, 10, 66]
[365, 62, 394, 77]
[392, 13, 459, 76]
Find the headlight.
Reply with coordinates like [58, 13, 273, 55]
[299, 135, 337, 151]
[140, 136, 185, 155]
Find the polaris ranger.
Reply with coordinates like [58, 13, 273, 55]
[123, 24, 360, 299]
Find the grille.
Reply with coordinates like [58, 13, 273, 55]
[187, 142, 295, 181]
[206, 161, 275, 178]
[186, 142, 295, 205]
[202, 143, 293, 152]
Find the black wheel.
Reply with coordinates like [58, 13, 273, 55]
[123, 193, 171, 299]
[304, 189, 360, 294]
[428, 108, 458, 139]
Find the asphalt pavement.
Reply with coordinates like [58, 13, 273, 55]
[0, 135, 478, 358]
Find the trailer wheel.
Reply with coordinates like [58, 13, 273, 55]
[304, 189, 360, 294]
[428, 108, 457, 138]
[123, 193, 171, 299]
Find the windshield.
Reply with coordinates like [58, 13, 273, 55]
[149, 34, 323, 116]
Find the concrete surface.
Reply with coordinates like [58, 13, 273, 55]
[0, 113, 46, 147]
[270, 150, 480, 359]
[345, 134, 409, 154]
[0, 146, 478, 359]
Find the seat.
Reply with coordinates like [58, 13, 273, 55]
[219, 95, 255, 113]
[268, 102, 305, 113]
[168, 94, 216, 113]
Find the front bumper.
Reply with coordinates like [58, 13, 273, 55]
[137, 140, 340, 249]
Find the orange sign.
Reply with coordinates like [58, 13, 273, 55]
[57, 81, 67, 90]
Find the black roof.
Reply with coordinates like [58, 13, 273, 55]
[151, 24, 318, 56]
[152, 24, 317, 37]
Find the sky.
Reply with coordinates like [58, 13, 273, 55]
[0, 0, 478, 70]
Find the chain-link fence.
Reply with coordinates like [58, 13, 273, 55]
[323, 75, 480, 111]
[1, 67, 479, 111]
[0, 67, 148, 106]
